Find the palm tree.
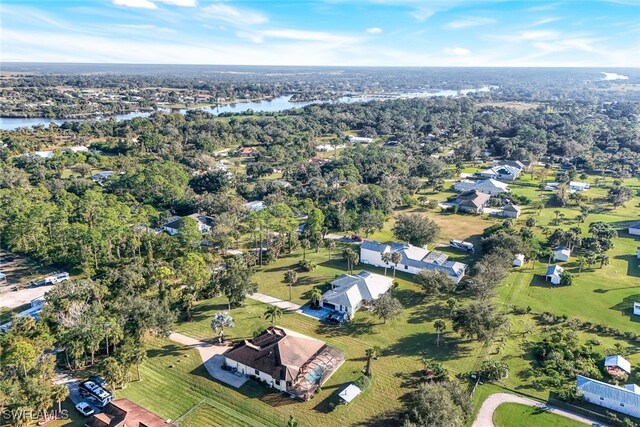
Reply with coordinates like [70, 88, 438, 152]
[264, 306, 283, 326]
[576, 256, 586, 275]
[434, 319, 446, 346]
[129, 346, 148, 381]
[52, 384, 69, 413]
[284, 270, 298, 301]
[324, 239, 336, 261]
[211, 312, 234, 343]
[310, 287, 323, 308]
[446, 298, 458, 318]
[364, 346, 381, 377]
[300, 239, 311, 260]
[343, 248, 359, 274]
[381, 252, 392, 276]
[553, 210, 561, 225]
[390, 252, 402, 278]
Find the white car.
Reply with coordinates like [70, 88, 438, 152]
[75, 401, 94, 417]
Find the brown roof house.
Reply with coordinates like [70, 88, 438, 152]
[223, 326, 344, 400]
[455, 190, 491, 213]
[86, 398, 175, 427]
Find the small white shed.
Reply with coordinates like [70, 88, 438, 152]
[512, 254, 525, 267]
[634, 302, 640, 316]
[339, 384, 362, 404]
[553, 246, 571, 262]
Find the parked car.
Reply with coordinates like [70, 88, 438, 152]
[27, 279, 47, 288]
[75, 401, 94, 417]
[326, 313, 344, 324]
[350, 234, 363, 242]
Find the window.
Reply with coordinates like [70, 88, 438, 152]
[275, 380, 280, 386]
[255, 369, 260, 375]
[404, 265, 408, 269]
[599, 397, 604, 401]
[620, 403, 624, 407]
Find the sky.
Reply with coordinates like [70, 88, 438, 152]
[1, 0, 639, 67]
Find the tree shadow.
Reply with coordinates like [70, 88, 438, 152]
[610, 294, 640, 322]
[383, 331, 471, 361]
[147, 343, 184, 358]
[407, 303, 447, 325]
[614, 254, 640, 277]
[316, 320, 374, 338]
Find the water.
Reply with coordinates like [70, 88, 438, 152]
[0, 87, 491, 130]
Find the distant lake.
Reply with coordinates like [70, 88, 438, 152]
[0, 87, 490, 131]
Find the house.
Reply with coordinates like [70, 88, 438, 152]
[605, 355, 632, 375]
[223, 326, 344, 400]
[32, 150, 54, 159]
[162, 214, 214, 236]
[576, 375, 640, 418]
[553, 246, 571, 262]
[238, 147, 256, 157]
[498, 160, 531, 170]
[637, 247, 640, 260]
[0, 297, 45, 332]
[501, 204, 521, 218]
[544, 182, 559, 191]
[360, 240, 467, 283]
[245, 200, 266, 212]
[454, 179, 509, 196]
[320, 271, 393, 319]
[66, 145, 89, 153]
[86, 398, 176, 427]
[91, 171, 115, 185]
[0, 272, 6, 284]
[634, 302, 640, 316]
[478, 165, 521, 181]
[454, 190, 491, 213]
[545, 265, 564, 285]
[569, 181, 590, 192]
[512, 254, 525, 267]
[628, 222, 640, 236]
[338, 384, 362, 404]
[348, 136, 373, 144]
[272, 180, 292, 189]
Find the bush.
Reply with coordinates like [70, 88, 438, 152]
[298, 260, 316, 271]
[355, 374, 372, 390]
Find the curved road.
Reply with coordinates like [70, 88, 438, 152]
[473, 393, 603, 427]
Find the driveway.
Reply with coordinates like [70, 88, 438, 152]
[247, 292, 301, 311]
[169, 332, 247, 388]
[0, 285, 54, 309]
[472, 393, 602, 427]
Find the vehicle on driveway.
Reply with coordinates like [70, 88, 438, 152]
[75, 401, 94, 417]
[27, 279, 47, 288]
[350, 234, 363, 242]
[78, 380, 113, 408]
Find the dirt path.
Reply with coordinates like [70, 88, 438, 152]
[472, 392, 601, 427]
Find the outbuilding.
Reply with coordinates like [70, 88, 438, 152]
[629, 222, 640, 236]
[512, 254, 525, 267]
[553, 246, 571, 262]
[545, 265, 564, 285]
[338, 384, 362, 404]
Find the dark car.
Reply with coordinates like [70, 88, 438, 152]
[350, 234, 363, 242]
[326, 313, 343, 324]
[27, 279, 47, 288]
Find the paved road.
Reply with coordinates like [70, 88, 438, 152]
[472, 393, 602, 427]
[247, 292, 302, 311]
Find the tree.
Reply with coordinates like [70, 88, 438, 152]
[358, 210, 384, 237]
[390, 251, 402, 278]
[598, 253, 609, 268]
[364, 346, 381, 377]
[403, 381, 471, 427]
[211, 312, 234, 343]
[287, 415, 299, 427]
[453, 301, 506, 342]
[5, 340, 37, 377]
[433, 319, 446, 346]
[51, 384, 69, 413]
[324, 239, 336, 261]
[284, 270, 298, 301]
[218, 258, 257, 308]
[381, 252, 392, 276]
[446, 298, 458, 318]
[393, 213, 440, 246]
[421, 358, 449, 382]
[607, 185, 632, 208]
[560, 271, 574, 286]
[418, 270, 454, 296]
[264, 305, 283, 326]
[576, 256, 586, 275]
[99, 357, 129, 390]
[479, 359, 509, 382]
[372, 293, 403, 324]
[343, 248, 359, 274]
[300, 239, 310, 261]
[310, 287, 323, 308]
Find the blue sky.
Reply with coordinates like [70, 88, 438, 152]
[2, 0, 639, 66]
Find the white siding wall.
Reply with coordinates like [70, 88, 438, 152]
[360, 248, 386, 267]
[582, 390, 640, 418]
[223, 358, 288, 392]
[630, 227, 640, 236]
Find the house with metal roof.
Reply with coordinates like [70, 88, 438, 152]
[454, 179, 510, 196]
[605, 355, 631, 375]
[320, 271, 393, 319]
[501, 204, 522, 218]
[479, 164, 522, 181]
[576, 375, 640, 418]
[629, 221, 640, 236]
[553, 246, 571, 262]
[545, 265, 564, 285]
[161, 214, 214, 236]
[360, 240, 467, 283]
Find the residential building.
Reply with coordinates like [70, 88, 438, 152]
[162, 214, 214, 236]
[245, 200, 266, 211]
[339, 384, 362, 404]
[628, 222, 640, 236]
[569, 181, 590, 192]
[320, 271, 393, 320]
[238, 147, 256, 157]
[512, 254, 525, 267]
[454, 179, 509, 196]
[553, 246, 571, 262]
[91, 171, 115, 185]
[478, 164, 521, 181]
[634, 302, 640, 316]
[502, 204, 522, 218]
[498, 160, 531, 170]
[360, 240, 467, 283]
[605, 355, 631, 375]
[348, 136, 373, 144]
[454, 190, 491, 213]
[223, 327, 344, 400]
[545, 265, 564, 285]
[87, 398, 176, 427]
[576, 375, 640, 418]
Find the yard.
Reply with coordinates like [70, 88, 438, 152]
[493, 403, 585, 427]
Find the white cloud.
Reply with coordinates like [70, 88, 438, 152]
[201, 3, 267, 27]
[443, 47, 470, 56]
[530, 17, 559, 27]
[366, 27, 383, 34]
[112, 0, 157, 9]
[444, 17, 496, 29]
[155, 0, 197, 6]
[262, 29, 359, 43]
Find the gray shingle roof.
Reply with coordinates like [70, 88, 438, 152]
[361, 240, 389, 253]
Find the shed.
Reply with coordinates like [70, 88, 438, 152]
[634, 302, 640, 316]
[545, 265, 564, 285]
[0, 272, 6, 283]
[605, 355, 631, 374]
[512, 254, 525, 267]
[553, 246, 571, 262]
[338, 384, 362, 404]
[628, 222, 640, 236]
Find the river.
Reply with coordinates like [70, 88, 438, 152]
[0, 87, 491, 131]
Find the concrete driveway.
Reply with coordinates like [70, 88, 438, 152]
[0, 285, 54, 309]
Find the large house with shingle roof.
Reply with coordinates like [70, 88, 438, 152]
[454, 179, 510, 196]
[223, 327, 344, 401]
[454, 190, 491, 213]
[360, 240, 467, 283]
[576, 375, 640, 418]
[320, 271, 393, 319]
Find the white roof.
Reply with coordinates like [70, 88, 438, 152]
[514, 254, 525, 262]
[605, 355, 631, 374]
[0, 272, 6, 279]
[323, 271, 393, 310]
[554, 246, 571, 255]
[339, 384, 362, 403]
[570, 181, 588, 187]
[403, 245, 429, 261]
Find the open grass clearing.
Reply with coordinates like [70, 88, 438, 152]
[493, 403, 585, 427]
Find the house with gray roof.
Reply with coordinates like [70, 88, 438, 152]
[629, 221, 640, 236]
[162, 214, 214, 236]
[454, 190, 491, 213]
[545, 265, 564, 285]
[320, 271, 393, 320]
[360, 240, 467, 283]
[576, 375, 640, 418]
[479, 164, 521, 181]
[454, 179, 510, 196]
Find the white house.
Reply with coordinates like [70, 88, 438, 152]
[223, 327, 344, 401]
[91, 171, 115, 185]
[501, 204, 521, 219]
[245, 200, 266, 212]
[553, 246, 571, 262]
[605, 355, 632, 375]
[569, 181, 590, 192]
[454, 179, 509, 196]
[162, 214, 214, 236]
[544, 182, 559, 191]
[512, 254, 525, 267]
[545, 265, 564, 285]
[634, 302, 640, 316]
[360, 240, 467, 283]
[320, 271, 393, 320]
[628, 222, 640, 236]
[478, 165, 521, 181]
[576, 375, 640, 418]
[348, 136, 373, 144]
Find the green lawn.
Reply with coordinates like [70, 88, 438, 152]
[493, 403, 585, 427]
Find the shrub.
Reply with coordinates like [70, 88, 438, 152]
[355, 374, 372, 390]
[298, 260, 316, 271]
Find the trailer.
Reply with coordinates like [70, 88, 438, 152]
[449, 239, 474, 253]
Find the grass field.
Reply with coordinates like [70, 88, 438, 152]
[493, 403, 585, 427]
